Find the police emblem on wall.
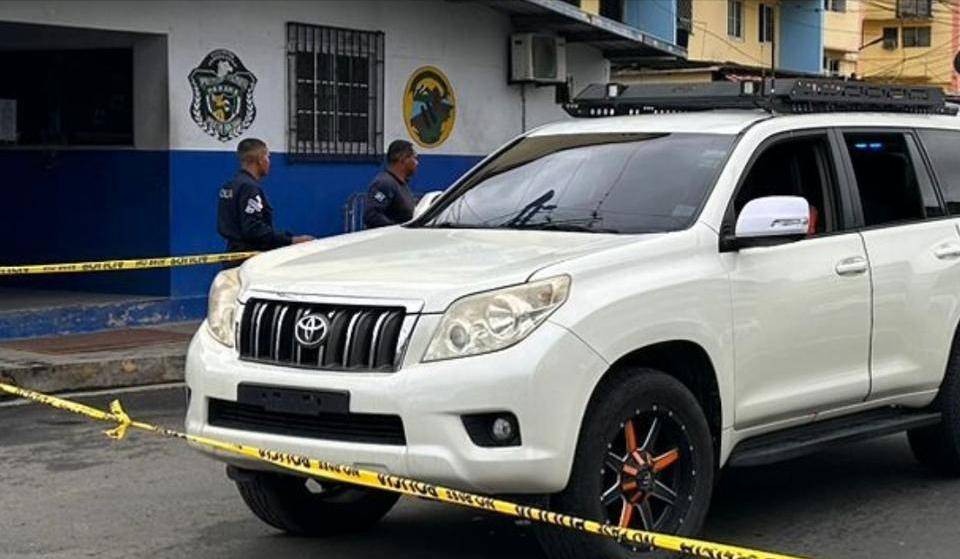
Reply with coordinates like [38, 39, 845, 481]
[188, 49, 257, 142]
[403, 66, 456, 148]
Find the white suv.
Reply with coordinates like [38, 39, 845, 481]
[186, 82, 960, 558]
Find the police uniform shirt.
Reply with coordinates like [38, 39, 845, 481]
[363, 170, 415, 229]
[217, 170, 292, 251]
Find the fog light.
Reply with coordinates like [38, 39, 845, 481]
[491, 417, 514, 442]
[462, 412, 521, 447]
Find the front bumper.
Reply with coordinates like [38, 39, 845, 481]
[185, 315, 607, 494]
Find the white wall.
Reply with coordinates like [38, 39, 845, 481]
[133, 34, 168, 150]
[0, 0, 609, 156]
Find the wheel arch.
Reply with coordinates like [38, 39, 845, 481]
[586, 340, 723, 463]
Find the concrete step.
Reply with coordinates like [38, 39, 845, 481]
[0, 322, 198, 394]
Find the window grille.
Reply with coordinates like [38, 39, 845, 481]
[287, 22, 385, 160]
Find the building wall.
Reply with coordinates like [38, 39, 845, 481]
[823, 0, 862, 53]
[858, 0, 958, 92]
[0, 149, 171, 295]
[0, 0, 608, 298]
[581, 0, 600, 15]
[688, 0, 782, 69]
[0, 24, 171, 295]
[779, 1, 823, 74]
[625, 0, 677, 43]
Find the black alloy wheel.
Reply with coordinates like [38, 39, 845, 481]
[535, 368, 714, 559]
[600, 404, 696, 546]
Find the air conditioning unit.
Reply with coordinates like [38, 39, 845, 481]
[510, 33, 566, 84]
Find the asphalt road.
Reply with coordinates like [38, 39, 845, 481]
[1, 386, 959, 559]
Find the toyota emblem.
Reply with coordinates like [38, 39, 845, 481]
[295, 313, 331, 348]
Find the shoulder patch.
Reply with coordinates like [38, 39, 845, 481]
[245, 195, 264, 214]
[373, 191, 388, 204]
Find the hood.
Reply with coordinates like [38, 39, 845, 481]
[239, 226, 645, 312]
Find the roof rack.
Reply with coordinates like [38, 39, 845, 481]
[563, 78, 958, 117]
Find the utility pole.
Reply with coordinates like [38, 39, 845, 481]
[771, 5, 777, 95]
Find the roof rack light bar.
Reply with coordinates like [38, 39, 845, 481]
[563, 78, 957, 117]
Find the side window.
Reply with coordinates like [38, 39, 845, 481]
[919, 129, 960, 215]
[842, 132, 942, 227]
[735, 135, 835, 235]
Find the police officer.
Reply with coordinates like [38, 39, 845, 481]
[363, 139, 419, 229]
[217, 138, 312, 260]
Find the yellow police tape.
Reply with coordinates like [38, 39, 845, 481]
[0, 381, 806, 559]
[0, 252, 257, 276]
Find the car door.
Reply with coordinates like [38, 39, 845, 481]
[724, 130, 872, 429]
[838, 129, 960, 399]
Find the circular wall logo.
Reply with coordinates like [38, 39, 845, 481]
[403, 66, 456, 148]
[188, 49, 257, 142]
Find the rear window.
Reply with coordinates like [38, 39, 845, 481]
[919, 129, 960, 215]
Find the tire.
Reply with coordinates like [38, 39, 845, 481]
[535, 368, 715, 559]
[229, 466, 399, 536]
[908, 330, 960, 476]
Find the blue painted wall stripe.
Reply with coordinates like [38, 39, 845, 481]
[168, 150, 482, 297]
[2, 148, 482, 314]
[0, 296, 206, 340]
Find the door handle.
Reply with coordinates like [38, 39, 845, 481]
[835, 256, 868, 276]
[934, 243, 960, 260]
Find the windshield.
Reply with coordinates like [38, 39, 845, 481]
[415, 133, 735, 234]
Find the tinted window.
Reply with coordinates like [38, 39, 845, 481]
[417, 133, 735, 234]
[843, 133, 942, 227]
[736, 135, 834, 235]
[919, 129, 960, 215]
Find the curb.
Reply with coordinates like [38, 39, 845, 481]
[0, 344, 187, 396]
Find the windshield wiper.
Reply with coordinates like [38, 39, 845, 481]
[423, 222, 497, 229]
[514, 222, 620, 234]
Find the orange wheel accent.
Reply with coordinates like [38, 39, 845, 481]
[621, 480, 638, 492]
[624, 418, 639, 453]
[618, 500, 634, 528]
[652, 448, 680, 473]
[622, 465, 639, 477]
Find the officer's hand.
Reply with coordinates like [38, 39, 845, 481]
[291, 235, 314, 244]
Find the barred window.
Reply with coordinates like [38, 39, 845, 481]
[287, 22, 385, 160]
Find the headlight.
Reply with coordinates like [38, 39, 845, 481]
[206, 268, 241, 347]
[423, 276, 570, 362]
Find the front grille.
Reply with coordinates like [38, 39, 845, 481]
[238, 299, 407, 372]
[209, 398, 406, 445]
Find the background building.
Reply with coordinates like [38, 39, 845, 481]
[0, 0, 683, 338]
[604, 0, 959, 92]
[858, 0, 959, 92]
[3, 0, 959, 340]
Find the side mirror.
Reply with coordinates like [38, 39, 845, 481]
[413, 190, 443, 220]
[725, 195, 810, 250]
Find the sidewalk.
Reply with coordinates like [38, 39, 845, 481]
[0, 322, 198, 394]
